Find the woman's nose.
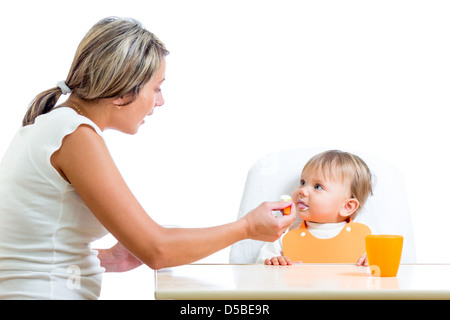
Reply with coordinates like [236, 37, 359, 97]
[155, 92, 164, 107]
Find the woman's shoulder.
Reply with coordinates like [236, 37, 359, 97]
[24, 107, 106, 175]
[42, 108, 109, 187]
[35, 107, 103, 138]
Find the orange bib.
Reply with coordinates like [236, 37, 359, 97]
[282, 218, 371, 263]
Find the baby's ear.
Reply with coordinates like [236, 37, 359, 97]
[339, 198, 359, 218]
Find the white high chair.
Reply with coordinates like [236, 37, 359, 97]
[229, 148, 416, 264]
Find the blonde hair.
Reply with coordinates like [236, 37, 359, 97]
[302, 150, 373, 213]
[23, 17, 169, 126]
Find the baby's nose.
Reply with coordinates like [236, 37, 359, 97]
[299, 187, 309, 197]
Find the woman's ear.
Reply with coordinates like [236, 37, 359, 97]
[112, 97, 125, 108]
[339, 198, 360, 218]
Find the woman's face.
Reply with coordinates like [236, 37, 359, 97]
[111, 58, 166, 134]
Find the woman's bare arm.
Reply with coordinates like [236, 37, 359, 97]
[51, 125, 296, 270]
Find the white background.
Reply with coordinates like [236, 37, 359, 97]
[1, 0, 449, 299]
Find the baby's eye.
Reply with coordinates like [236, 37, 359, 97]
[300, 180, 306, 186]
[314, 184, 323, 190]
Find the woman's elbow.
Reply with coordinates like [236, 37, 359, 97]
[134, 226, 185, 270]
[140, 245, 173, 270]
[144, 257, 175, 270]
[145, 258, 167, 270]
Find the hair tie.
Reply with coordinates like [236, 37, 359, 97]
[56, 81, 72, 95]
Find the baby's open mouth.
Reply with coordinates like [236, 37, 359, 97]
[297, 199, 309, 211]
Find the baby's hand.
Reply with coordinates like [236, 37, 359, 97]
[265, 256, 293, 266]
[356, 253, 369, 266]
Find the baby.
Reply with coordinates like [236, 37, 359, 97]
[256, 150, 373, 266]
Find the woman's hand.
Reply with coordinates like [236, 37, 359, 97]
[98, 242, 143, 272]
[242, 201, 297, 242]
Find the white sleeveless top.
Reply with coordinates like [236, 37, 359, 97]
[0, 107, 109, 299]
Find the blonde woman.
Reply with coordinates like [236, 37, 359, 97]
[0, 17, 296, 299]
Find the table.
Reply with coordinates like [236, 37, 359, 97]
[154, 264, 450, 300]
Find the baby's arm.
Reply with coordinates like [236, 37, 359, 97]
[356, 253, 369, 266]
[256, 236, 298, 265]
[265, 255, 293, 266]
[255, 237, 283, 264]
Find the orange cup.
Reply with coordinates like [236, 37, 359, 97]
[365, 235, 403, 277]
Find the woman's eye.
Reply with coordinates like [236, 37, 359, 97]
[314, 184, 323, 190]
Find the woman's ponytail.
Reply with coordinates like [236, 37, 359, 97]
[22, 87, 63, 126]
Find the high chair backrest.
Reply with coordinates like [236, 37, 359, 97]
[229, 148, 416, 264]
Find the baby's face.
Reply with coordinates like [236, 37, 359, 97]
[292, 168, 352, 223]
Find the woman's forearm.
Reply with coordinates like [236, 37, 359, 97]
[150, 219, 248, 269]
[141, 202, 295, 270]
[95, 202, 295, 271]
[95, 220, 246, 272]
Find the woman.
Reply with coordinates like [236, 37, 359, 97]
[0, 17, 295, 299]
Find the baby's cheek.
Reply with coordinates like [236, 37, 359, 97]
[292, 190, 300, 203]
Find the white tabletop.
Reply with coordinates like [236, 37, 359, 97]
[155, 263, 450, 300]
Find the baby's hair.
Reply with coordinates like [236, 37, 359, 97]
[302, 150, 373, 214]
